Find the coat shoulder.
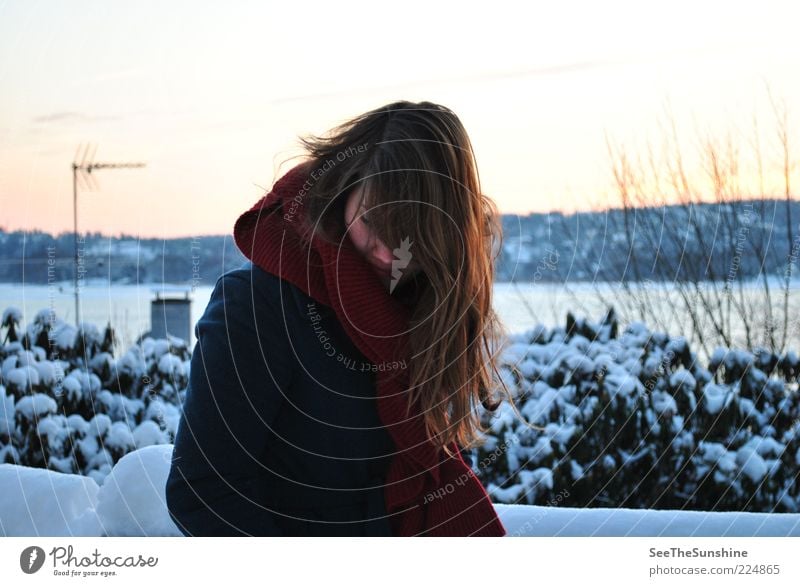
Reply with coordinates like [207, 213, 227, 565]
[219, 259, 283, 295]
[219, 260, 331, 324]
[219, 260, 294, 307]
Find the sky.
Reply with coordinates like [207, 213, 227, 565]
[1, 0, 798, 238]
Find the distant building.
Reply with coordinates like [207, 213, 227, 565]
[137, 287, 192, 345]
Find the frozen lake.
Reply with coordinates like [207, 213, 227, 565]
[1, 277, 799, 360]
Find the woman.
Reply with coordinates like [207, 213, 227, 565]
[166, 100, 514, 536]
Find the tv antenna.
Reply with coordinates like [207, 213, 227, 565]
[71, 143, 146, 328]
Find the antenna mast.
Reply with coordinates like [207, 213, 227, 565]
[71, 143, 146, 328]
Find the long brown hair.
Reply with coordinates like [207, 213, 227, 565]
[279, 100, 520, 455]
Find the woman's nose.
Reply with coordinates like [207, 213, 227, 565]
[371, 239, 394, 265]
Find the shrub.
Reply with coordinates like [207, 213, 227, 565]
[477, 309, 800, 513]
[0, 307, 188, 483]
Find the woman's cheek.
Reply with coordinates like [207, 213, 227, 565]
[349, 223, 370, 254]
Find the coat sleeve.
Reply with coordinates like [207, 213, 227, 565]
[166, 270, 294, 536]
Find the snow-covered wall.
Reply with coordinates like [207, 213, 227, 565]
[1, 444, 798, 537]
[0, 445, 182, 537]
[495, 504, 800, 537]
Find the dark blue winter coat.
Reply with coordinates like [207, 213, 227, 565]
[165, 260, 400, 536]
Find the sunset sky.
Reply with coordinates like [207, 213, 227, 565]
[1, 0, 798, 238]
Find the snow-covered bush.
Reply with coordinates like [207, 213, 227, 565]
[477, 309, 800, 514]
[0, 306, 189, 484]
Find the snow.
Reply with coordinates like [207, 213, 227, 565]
[105, 421, 136, 452]
[37, 415, 70, 453]
[0, 443, 19, 464]
[701, 382, 734, 414]
[562, 353, 595, 377]
[4, 341, 23, 354]
[490, 468, 554, 505]
[0, 462, 102, 536]
[605, 372, 644, 399]
[732, 349, 756, 369]
[89, 352, 115, 374]
[158, 352, 185, 377]
[144, 338, 171, 360]
[530, 436, 554, 463]
[665, 336, 688, 356]
[745, 435, 786, 458]
[32, 360, 60, 387]
[697, 441, 738, 483]
[620, 321, 650, 347]
[116, 345, 146, 377]
[15, 393, 57, 419]
[0, 385, 13, 437]
[495, 504, 800, 536]
[2, 301, 798, 536]
[2, 306, 22, 324]
[94, 445, 183, 536]
[555, 384, 576, 403]
[750, 367, 769, 389]
[0, 442, 799, 537]
[77, 436, 100, 463]
[1, 355, 17, 380]
[145, 399, 181, 437]
[17, 350, 37, 368]
[488, 401, 517, 434]
[77, 321, 102, 344]
[651, 390, 677, 415]
[739, 397, 761, 421]
[6, 366, 40, 390]
[579, 395, 600, 420]
[61, 374, 83, 399]
[517, 358, 538, 379]
[64, 369, 101, 395]
[66, 413, 90, 435]
[47, 455, 75, 474]
[735, 446, 768, 484]
[132, 420, 168, 448]
[669, 369, 696, 390]
[88, 413, 112, 437]
[52, 323, 77, 350]
[0, 445, 182, 536]
[520, 386, 558, 424]
[32, 307, 56, 326]
[544, 422, 577, 446]
[86, 449, 113, 478]
[522, 468, 554, 492]
[96, 390, 144, 422]
[489, 483, 526, 503]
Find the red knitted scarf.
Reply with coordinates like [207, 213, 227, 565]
[232, 161, 505, 537]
